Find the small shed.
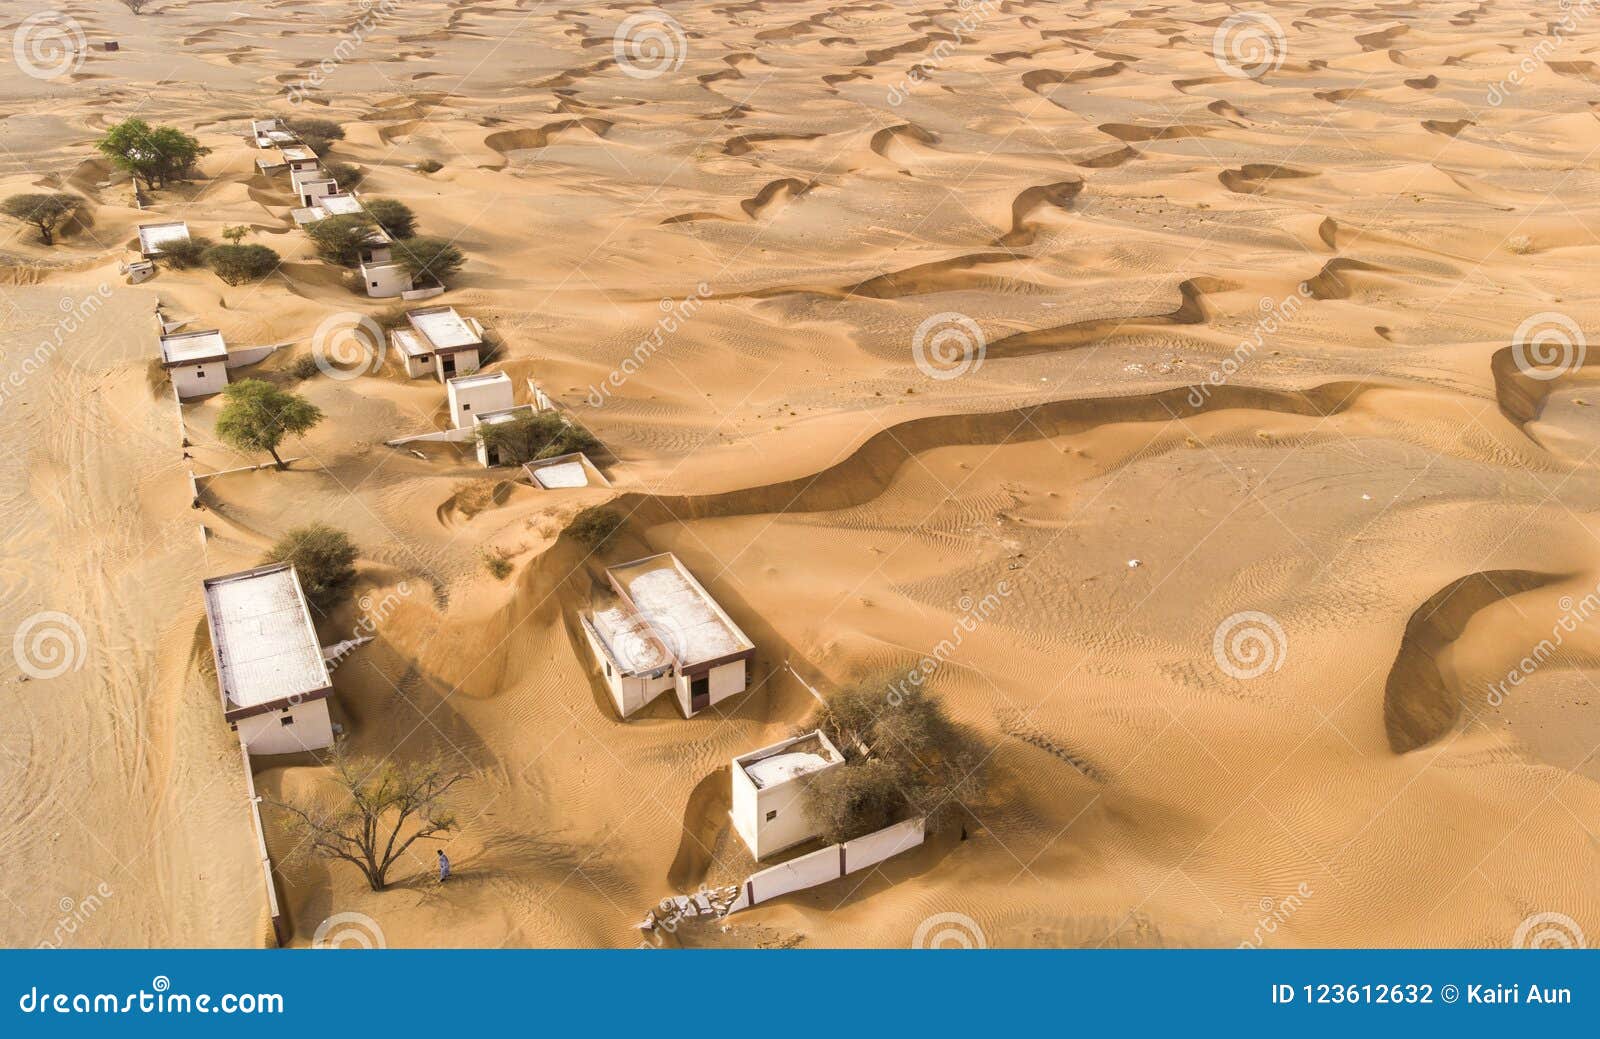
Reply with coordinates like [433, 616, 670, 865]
[201, 563, 335, 756]
[731, 731, 845, 859]
[160, 329, 229, 399]
[277, 146, 319, 173]
[251, 118, 297, 148]
[137, 221, 191, 259]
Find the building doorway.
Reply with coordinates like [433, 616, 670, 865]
[690, 674, 710, 713]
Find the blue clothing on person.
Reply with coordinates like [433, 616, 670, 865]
[437, 850, 451, 882]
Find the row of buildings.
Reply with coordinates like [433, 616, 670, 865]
[190, 116, 855, 893]
[253, 117, 419, 299]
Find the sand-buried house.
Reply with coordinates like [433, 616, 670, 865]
[201, 563, 335, 757]
[250, 117, 298, 148]
[393, 305, 484, 382]
[582, 552, 755, 719]
[524, 451, 609, 489]
[732, 730, 844, 859]
[136, 220, 191, 259]
[160, 328, 229, 399]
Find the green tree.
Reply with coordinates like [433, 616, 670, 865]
[269, 744, 465, 892]
[158, 235, 213, 269]
[362, 198, 417, 240]
[305, 213, 376, 267]
[214, 378, 322, 470]
[204, 243, 279, 285]
[221, 224, 252, 245]
[0, 193, 82, 245]
[265, 523, 358, 612]
[475, 410, 597, 466]
[393, 235, 465, 286]
[96, 119, 209, 190]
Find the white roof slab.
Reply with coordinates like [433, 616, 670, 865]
[160, 329, 227, 367]
[409, 307, 482, 350]
[202, 564, 332, 716]
[607, 554, 752, 668]
[138, 221, 191, 255]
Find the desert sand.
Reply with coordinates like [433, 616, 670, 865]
[1, 0, 1598, 949]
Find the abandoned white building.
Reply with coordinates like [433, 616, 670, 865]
[137, 221, 192, 259]
[581, 552, 755, 719]
[250, 118, 298, 148]
[291, 191, 365, 226]
[446, 370, 513, 428]
[202, 563, 335, 756]
[290, 167, 339, 208]
[360, 251, 415, 299]
[731, 731, 844, 859]
[160, 329, 229, 399]
[393, 306, 484, 381]
[524, 452, 609, 489]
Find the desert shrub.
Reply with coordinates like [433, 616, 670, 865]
[265, 523, 359, 612]
[802, 680, 990, 843]
[285, 117, 345, 156]
[417, 159, 443, 174]
[291, 354, 323, 380]
[372, 305, 412, 330]
[325, 161, 364, 189]
[1507, 234, 1533, 255]
[158, 235, 212, 269]
[568, 506, 623, 547]
[475, 410, 597, 466]
[362, 198, 417, 239]
[452, 479, 496, 518]
[481, 549, 513, 580]
[205, 243, 279, 285]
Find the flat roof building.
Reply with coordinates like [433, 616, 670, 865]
[201, 563, 335, 756]
[137, 221, 191, 259]
[446, 370, 513, 429]
[580, 552, 754, 719]
[524, 452, 609, 489]
[159, 329, 229, 400]
[732, 731, 844, 859]
[396, 306, 484, 382]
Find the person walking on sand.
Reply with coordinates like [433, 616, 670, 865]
[437, 849, 451, 884]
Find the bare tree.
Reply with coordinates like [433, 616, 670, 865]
[270, 746, 466, 891]
[121, 0, 149, 13]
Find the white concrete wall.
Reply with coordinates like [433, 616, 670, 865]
[730, 764, 760, 856]
[439, 347, 480, 380]
[171, 360, 228, 400]
[582, 618, 672, 718]
[235, 699, 333, 756]
[727, 817, 926, 913]
[361, 263, 413, 299]
[448, 378, 513, 428]
[401, 351, 434, 379]
[709, 659, 746, 705]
